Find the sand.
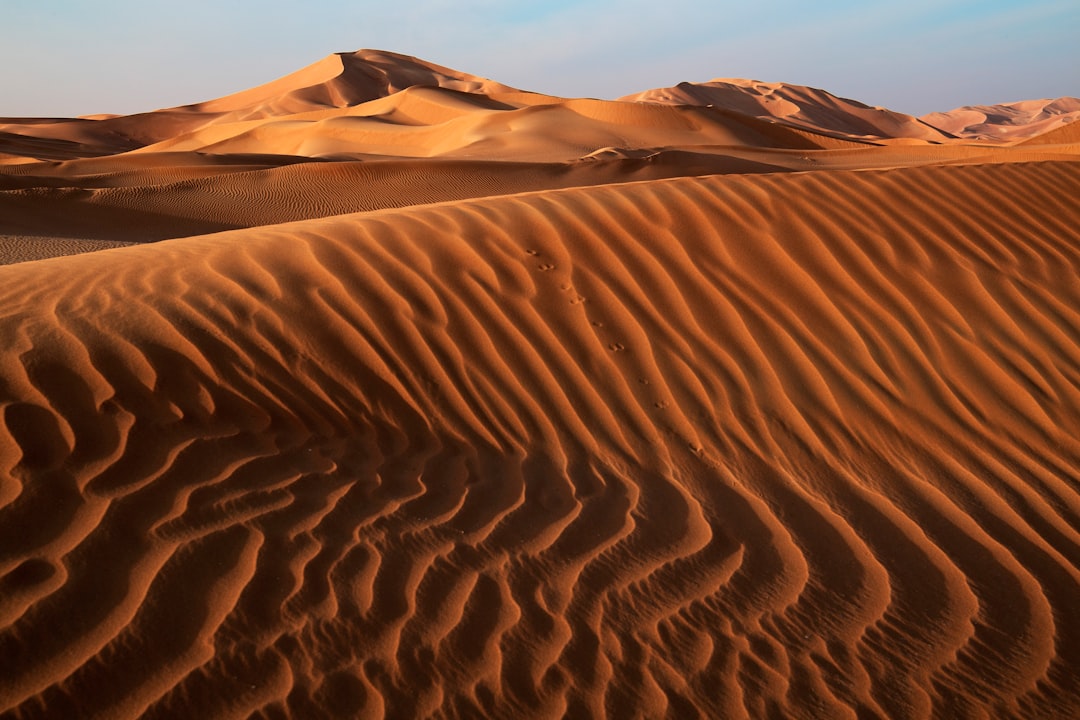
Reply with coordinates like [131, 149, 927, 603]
[922, 97, 1080, 142]
[1, 50, 1078, 719]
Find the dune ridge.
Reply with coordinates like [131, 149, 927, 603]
[0, 49, 519, 159]
[190, 49, 521, 121]
[620, 78, 953, 142]
[2, 49, 1074, 166]
[923, 97, 1080, 142]
[1, 160, 1079, 718]
[625, 81, 1080, 145]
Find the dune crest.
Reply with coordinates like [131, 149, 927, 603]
[192, 49, 521, 121]
[1, 49, 1079, 719]
[0, 49, 520, 158]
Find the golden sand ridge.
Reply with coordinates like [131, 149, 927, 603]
[0, 50, 1078, 719]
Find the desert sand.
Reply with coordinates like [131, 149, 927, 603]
[1, 49, 1078, 719]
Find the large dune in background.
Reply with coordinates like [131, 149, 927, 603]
[620, 79, 953, 142]
[922, 97, 1080, 142]
[0, 50, 519, 157]
[1, 50, 1079, 719]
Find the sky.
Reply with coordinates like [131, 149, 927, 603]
[2, 0, 1077, 118]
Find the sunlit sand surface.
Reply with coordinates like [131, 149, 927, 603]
[1, 49, 1078, 719]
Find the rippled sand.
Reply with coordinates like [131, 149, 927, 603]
[1, 50, 1078, 719]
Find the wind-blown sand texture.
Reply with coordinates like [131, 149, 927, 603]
[1, 50, 1079, 719]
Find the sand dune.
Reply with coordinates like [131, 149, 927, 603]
[129, 90, 860, 160]
[4, 140, 1072, 247]
[1022, 118, 1080, 146]
[620, 79, 953, 142]
[2, 161, 1079, 719]
[624, 81, 1080, 146]
[191, 49, 521, 121]
[1, 49, 1079, 719]
[923, 97, 1080, 142]
[0, 50, 518, 159]
[0, 154, 802, 244]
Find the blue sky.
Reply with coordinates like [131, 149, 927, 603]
[2, 0, 1077, 118]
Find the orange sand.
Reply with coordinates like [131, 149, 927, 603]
[1, 50, 1078, 719]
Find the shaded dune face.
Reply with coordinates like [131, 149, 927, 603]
[0, 155, 797, 244]
[1, 162, 1079, 718]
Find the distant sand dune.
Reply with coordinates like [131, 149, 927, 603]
[129, 90, 857, 160]
[624, 81, 1080, 145]
[2, 136, 1073, 249]
[621, 78, 954, 142]
[923, 97, 1080, 142]
[1, 161, 1078, 718]
[0, 49, 518, 161]
[0, 155, 795, 243]
[1022, 119, 1080, 146]
[193, 49, 520, 119]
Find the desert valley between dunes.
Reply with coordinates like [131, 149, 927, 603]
[0, 49, 1079, 718]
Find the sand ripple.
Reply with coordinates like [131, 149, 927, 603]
[1, 162, 1079, 718]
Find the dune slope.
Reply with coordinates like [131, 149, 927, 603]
[923, 98, 1080, 142]
[1, 161, 1078, 719]
[0, 49, 519, 159]
[620, 79, 952, 142]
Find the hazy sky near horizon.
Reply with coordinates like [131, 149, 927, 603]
[2, 0, 1077, 117]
